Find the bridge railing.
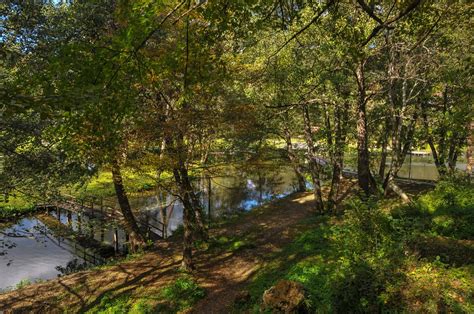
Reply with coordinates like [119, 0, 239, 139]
[55, 194, 167, 239]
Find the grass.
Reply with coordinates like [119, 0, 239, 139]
[86, 275, 205, 314]
[69, 169, 163, 200]
[206, 235, 257, 253]
[0, 194, 36, 220]
[237, 178, 474, 313]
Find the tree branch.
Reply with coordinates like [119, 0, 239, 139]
[268, 0, 335, 59]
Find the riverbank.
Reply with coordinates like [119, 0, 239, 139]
[0, 188, 318, 312]
[0, 196, 36, 221]
[1, 178, 472, 313]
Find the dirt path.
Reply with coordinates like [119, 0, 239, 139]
[0, 192, 317, 313]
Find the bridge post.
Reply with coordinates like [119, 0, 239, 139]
[113, 227, 119, 254]
[67, 211, 72, 227]
[56, 206, 61, 222]
[208, 175, 212, 228]
[77, 214, 82, 234]
[90, 201, 95, 218]
[143, 214, 149, 238]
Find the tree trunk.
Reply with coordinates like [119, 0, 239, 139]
[378, 117, 391, 178]
[355, 61, 374, 196]
[421, 102, 447, 177]
[159, 191, 169, 239]
[283, 126, 306, 192]
[173, 167, 195, 271]
[302, 104, 324, 213]
[447, 137, 460, 174]
[386, 180, 411, 203]
[467, 120, 473, 178]
[111, 159, 146, 252]
[327, 102, 348, 212]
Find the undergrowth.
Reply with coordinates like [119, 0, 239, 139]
[239, 178, 474, 313]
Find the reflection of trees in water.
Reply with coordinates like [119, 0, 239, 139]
[210, 165, 289, 215]
[0, 220, 50, 260]
[0, 237, 16, 262]
[56, 258, 88, 275]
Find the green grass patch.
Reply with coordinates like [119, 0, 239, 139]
[155, 275, 206, 312]
[0, 194, 36, 219]
[393, 178, 474, 240]
[86, 275, 205, 314]
[208, 235, 257, 253]
[70, 169, 163, 200]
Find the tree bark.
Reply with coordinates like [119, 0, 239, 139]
[421, 102, 447, 177]
[173, 167, 195, 271]
[327, 102, 348, 212]
[467, 120, 473, 178]
[355, 61, 374, 196]
[378, 117, 391, 178]
[302, 103, 324, 213]
[283, 126, 306, 192]
[447, 137, 460, 174]
[386, 179, 411, 203]
[111, 159, 146, 252]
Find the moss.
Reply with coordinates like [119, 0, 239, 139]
[156, 275, 206, 312]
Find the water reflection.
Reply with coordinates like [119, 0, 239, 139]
[0, 218, 90, 290]
[130, 165, 298, 234]
[344, 154, 467, 181]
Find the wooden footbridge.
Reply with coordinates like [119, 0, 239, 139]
[341, 169, 437, 186]
[36, 194, 166, 242]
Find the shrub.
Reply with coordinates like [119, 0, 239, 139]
[415, 179, 474, 239]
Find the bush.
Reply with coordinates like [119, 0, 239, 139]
[414, 179, 474, 239]
[328, 199, 406, 312]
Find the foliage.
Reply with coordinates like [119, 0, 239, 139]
[0, 0, 473, 309]
[240, 183, 474, 312]
[394, 178, 474, 240]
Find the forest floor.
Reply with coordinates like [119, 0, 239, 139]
[0, 183, 335, 313]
